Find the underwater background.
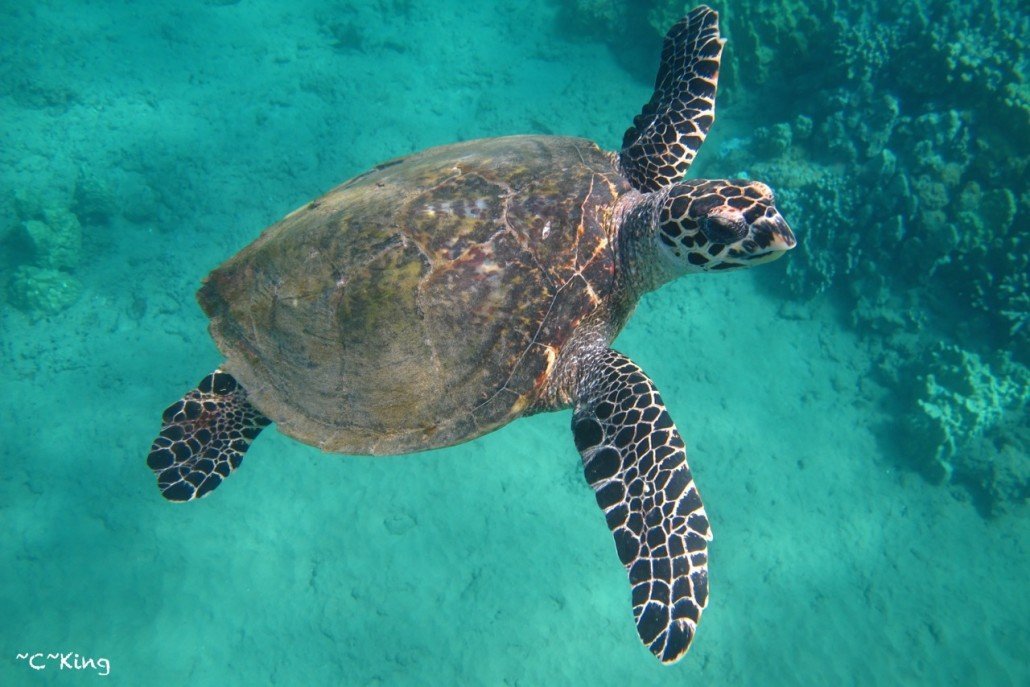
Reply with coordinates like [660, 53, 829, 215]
[1, 0, 1026, 684]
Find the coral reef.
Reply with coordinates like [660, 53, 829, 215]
[13, 206, 82, 270]
[696, 0, 1028, 515]
[3, 191, 85, 317]
[555, 0, 1028, 513]
[7, 265, 82, 316]
[906, 345, 1028, 515]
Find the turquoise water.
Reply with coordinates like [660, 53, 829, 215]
[1, 0, 1026, 685]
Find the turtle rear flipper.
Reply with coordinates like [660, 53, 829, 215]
[572, 350, 712, 663]
[620, 5, 724, 192]
[146, 370, 270, 502]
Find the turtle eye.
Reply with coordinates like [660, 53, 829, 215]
[700, 213, 747, 243]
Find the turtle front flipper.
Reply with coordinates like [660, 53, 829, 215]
[572, 350, 712, 664]
[146, 370, 270, 502]
[620, 5, 724, 192]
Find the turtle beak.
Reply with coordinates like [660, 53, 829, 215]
[754, 213, 796, 261]
[770, 215, 796, 251]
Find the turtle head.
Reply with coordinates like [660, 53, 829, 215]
[655, 179, 795, 274]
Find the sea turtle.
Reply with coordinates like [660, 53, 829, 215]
[147, 5, 795, 663]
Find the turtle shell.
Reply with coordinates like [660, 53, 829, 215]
[199, 135, 629, 454]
